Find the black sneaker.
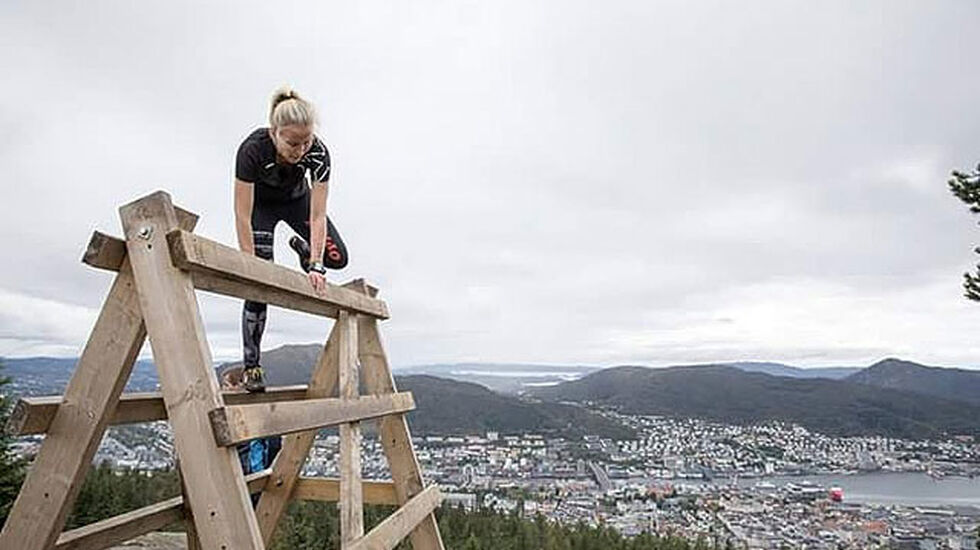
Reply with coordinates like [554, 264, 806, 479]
[243, 365, 266, 393]
[289, 236, 312, 273]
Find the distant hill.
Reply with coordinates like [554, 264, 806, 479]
[397, 375, 633, 439]
[219, 346, 599, 394]
[531, 365, 980, 440]
[397, 363, 599, 394]
[220, 346, 635, 439]
[0, 356, 159, 395]
[847, 358, 980, 407]
[217, 343, 323, 386]
[727, 361, 861, 380]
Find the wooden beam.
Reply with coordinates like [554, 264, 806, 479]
[0, 207, 198, 550]
[167, 229, 390, 319]
[209, 392, 415, 446]
[339, 311, 364, 547]
[177, 461, 202, 550]
[82, 227, 389, 320]
[81, 207, 198, 272]
[256, 319, 342, 545]
[51, 474, 400, 550]
[55, 495, 184, 550]
[358, 313, 446, 550]
[53, 471, 270, 550]
[120, 191, 263, 550]
[7, 385, 311, 436]
[292, 477, 399, 506]
[348, 486, 443, 550]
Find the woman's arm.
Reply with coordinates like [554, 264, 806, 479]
[234, 179, 255, 255]
[308, 180, 329, 264]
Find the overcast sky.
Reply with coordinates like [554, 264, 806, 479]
[1, 1, 979, 369]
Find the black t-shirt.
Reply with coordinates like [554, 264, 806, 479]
[235, 128, 331, 202]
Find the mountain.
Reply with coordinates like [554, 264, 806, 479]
[0, 356, 159, 395]
[218, 346, 631, 438]
[846, 358, 980, 407]
[396, 363, 599, 394]
[727, 362, 861, 380]
[218, 347, 599, 394]
[217, 343, 323, 386]
[397, 375, 633, 439]
[531, 365, 980, 440]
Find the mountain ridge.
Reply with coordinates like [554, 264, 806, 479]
[531, 364, 980, 440]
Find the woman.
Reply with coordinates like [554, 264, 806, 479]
[234, 86, 349, 392]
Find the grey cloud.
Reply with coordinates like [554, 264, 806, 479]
[2, 1, 979, 369]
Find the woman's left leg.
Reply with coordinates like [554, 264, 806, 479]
[282, 194, 349, 271]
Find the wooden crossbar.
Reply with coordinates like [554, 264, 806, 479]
[167, 229, 389, 319]
[348, 486, 443, 550]
[54, 471, 270, 550]
[53, 473, 401, 550]
[55, 495, 185, 550]
[83, 229, 389, 319]
[208, 392, 416, 446]
[7, 385, 311, 436]
[292, 478, 400, 506]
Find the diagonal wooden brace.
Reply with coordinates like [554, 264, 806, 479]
[120, 191, 263, 550]
[350, 280, 446, 550]
[0, 207, 198, 550]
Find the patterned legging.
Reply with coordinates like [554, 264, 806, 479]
[242, 193, 348, 367]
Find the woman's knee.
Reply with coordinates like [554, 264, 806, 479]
[323, 232, 348, 269]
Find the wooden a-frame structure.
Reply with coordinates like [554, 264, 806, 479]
[0, 191, 444, 550]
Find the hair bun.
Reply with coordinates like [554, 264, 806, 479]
[268, 85, 317, 128]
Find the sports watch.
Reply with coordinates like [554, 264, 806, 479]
[309, 261, 327, 275]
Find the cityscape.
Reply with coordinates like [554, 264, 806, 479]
[12, 406, 980, 549]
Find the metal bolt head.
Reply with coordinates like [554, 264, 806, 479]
[137, 226, 154, 240]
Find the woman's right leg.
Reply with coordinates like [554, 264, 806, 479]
[242, 203, 278, 391]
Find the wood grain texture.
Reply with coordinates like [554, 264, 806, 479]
[358, 314, 446, 550]
[348, 486, 443, 550]
[339, 311, 365, 546]
[167, 229, 389, 319]
[120, 191, 262, 550]
[292, 478, 399, 506]
[53, 471, 270, 550]
[7, 385, 311, 436]
[209, 392, 414, 446]
[255, 318, 342, 545]
[0, 206, 198, 550]
[82, 206, 197, 272]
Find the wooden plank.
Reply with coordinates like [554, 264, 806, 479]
[292, 478, 399, 506]
[0, 208, 198, 550]
[339, 311, 364, 547]
[348, 486, 443, 550]
[120, 191, 263, 550]
[53, 471, 270, 550]
[82, 228, 389, 320]
[208, 392, 415, 446]
[81, 207, 198, 272]
[255, 319, 342, 545]
[167, 229, 390, 319]
[177, 461, 203, 550]
[55, 495, 184, 550]
[7, 385, 311, 436]
[358, 313, 446, 550]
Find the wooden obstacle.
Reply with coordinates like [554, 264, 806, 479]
[0, 191, 445, 550]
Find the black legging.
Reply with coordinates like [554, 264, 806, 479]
[242, 193, 348, 367]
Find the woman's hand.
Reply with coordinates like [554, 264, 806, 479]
[307, 270, 327, 294]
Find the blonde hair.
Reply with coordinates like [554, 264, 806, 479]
[269, 85, 317, 129]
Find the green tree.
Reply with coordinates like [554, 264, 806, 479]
[0, 361, 27, 526]
[948, 163, 980, 301]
